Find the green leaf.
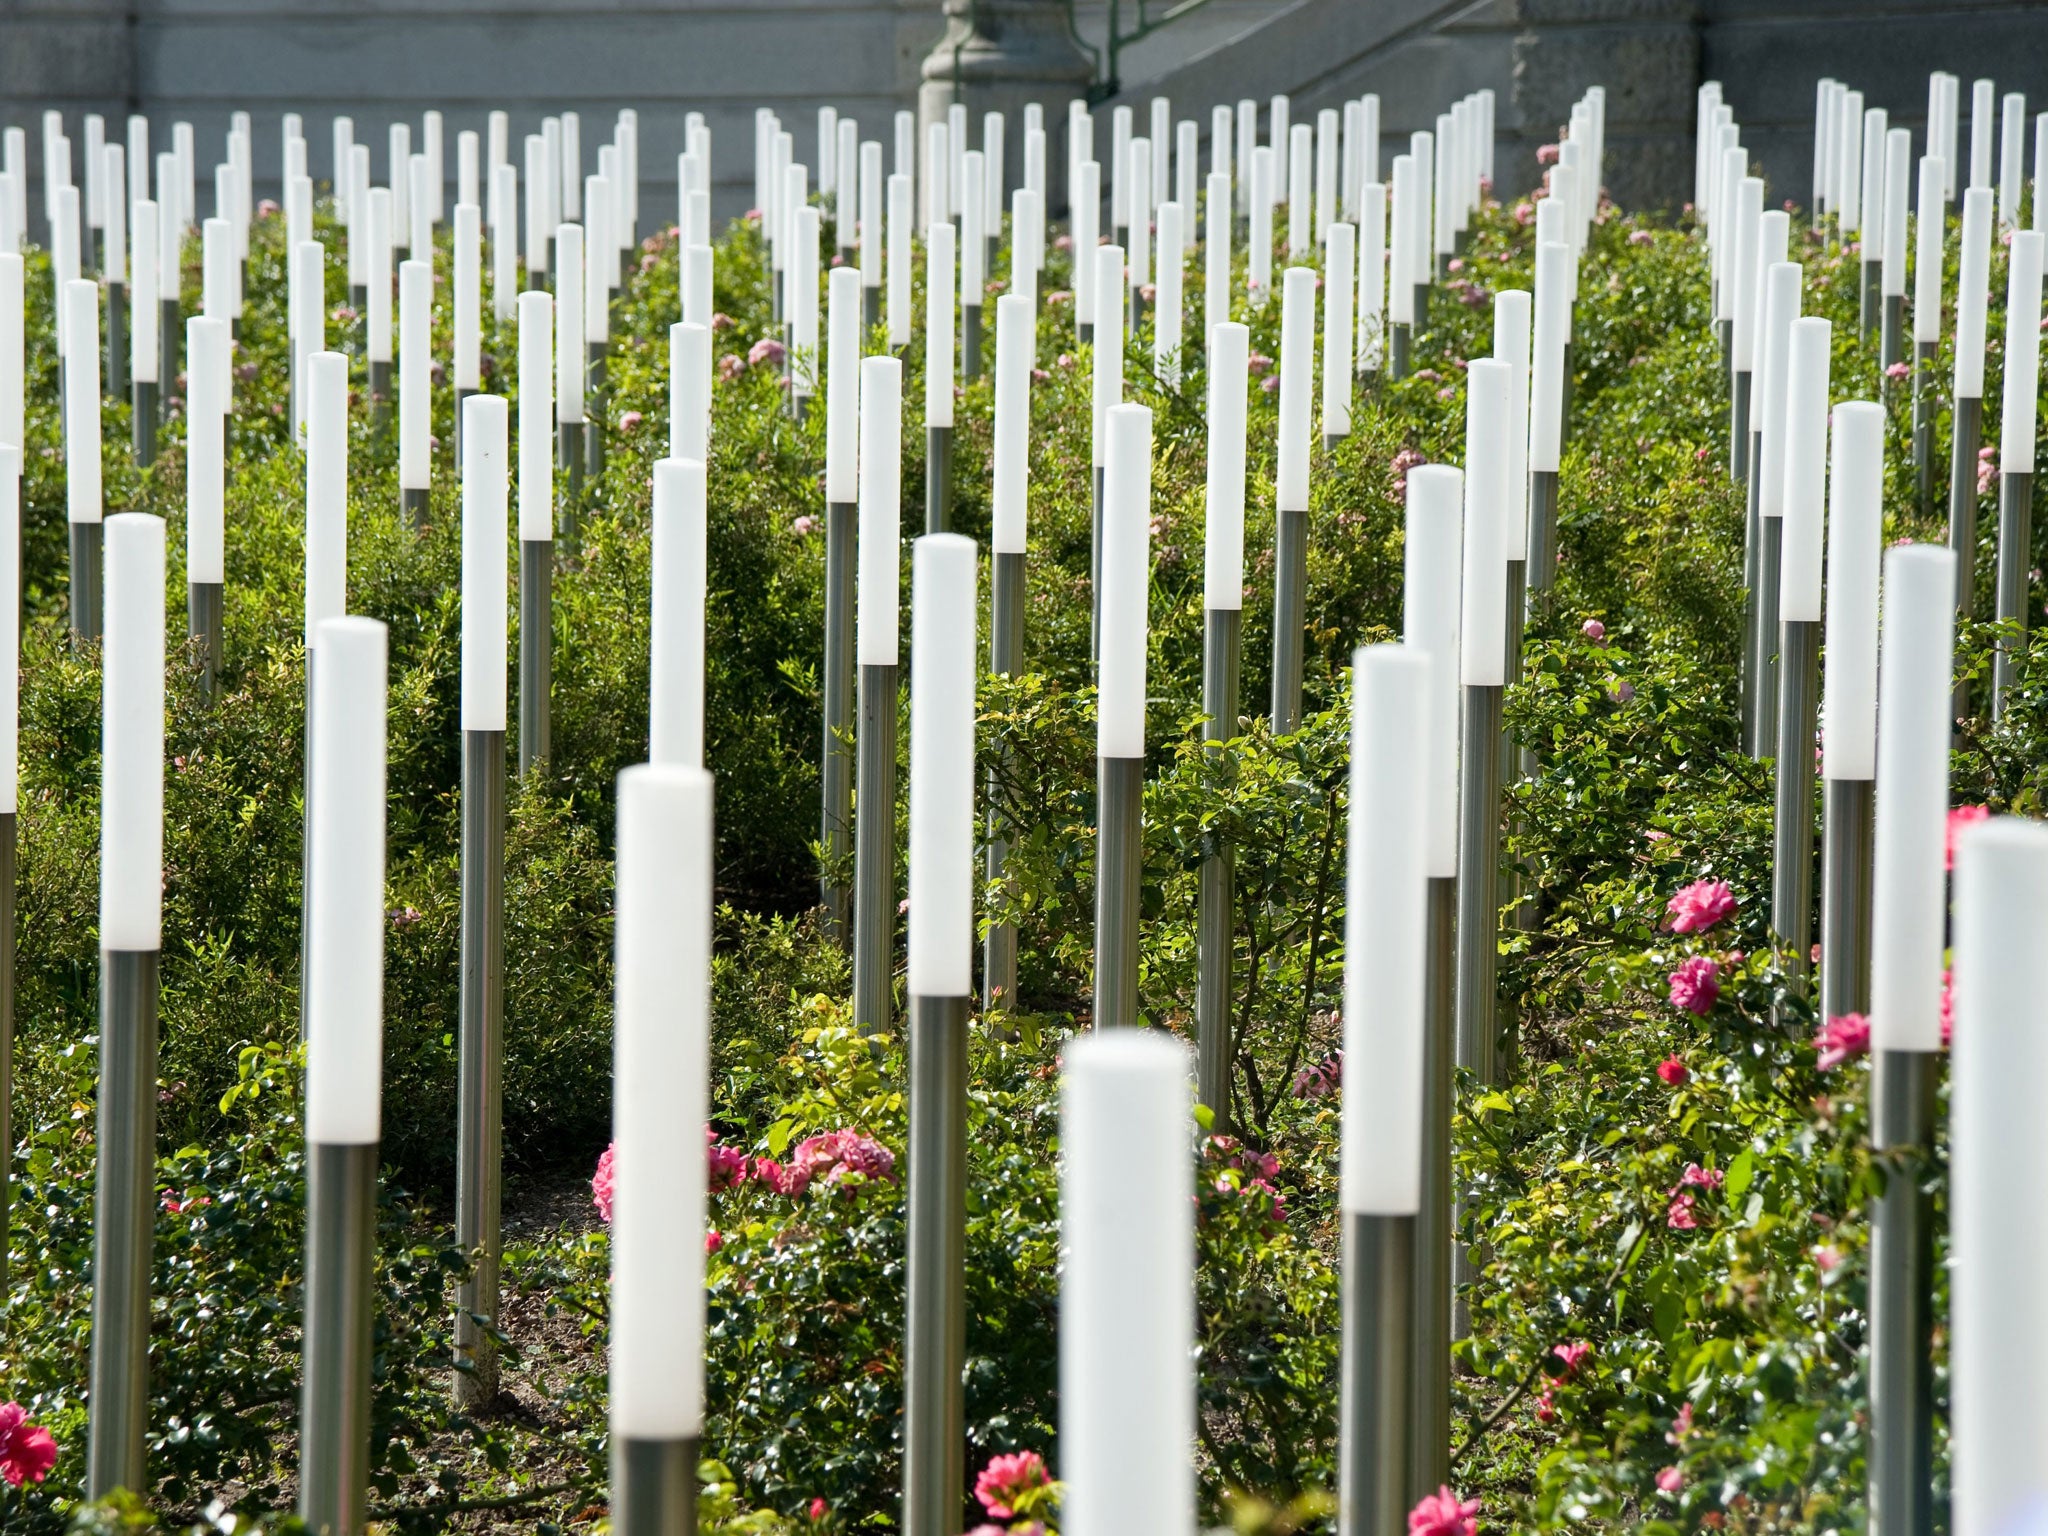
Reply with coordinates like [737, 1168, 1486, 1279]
[1725, 1148, 1754, 1197]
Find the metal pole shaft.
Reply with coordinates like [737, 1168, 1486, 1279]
[853, 662, 899, 1038]
[107, 282, 127, 399]
[1410, 875, 1456, 1501]
[1272, 506, 1307, 734]
[1338, 1212, 1414, 1536]
[1093, 755, 1144, 1030]
[401, 487, 429, 531]
[1741, 436, 1763, 753]
[1912, 342, 1936, 518]
[1992, 469, 2033, 719]
[133, 380, 158, 468]
[1196, 606, 1241, 1124]
[1089, 465, 1104, 662]
[1503, 559, 1530, 940]
[519, 541, 552, 773]
[1730, 371, 1751, 482]
[903, 993, 968, 1536]
[823, 503, 857, 944]
[1560, 342, 1576, 444]
[1881, 294, 1904, 373]
[983, 552, 1026, 1013]
[926, 425, 953, 535]
[1771, 620, 1819, 995]
[161, 298, 181, 388]
[71, 519, 104, 642]
[300, 1140, 378, 1536]
[1389, 323, 1410, 381]
[188, 581, 222, 698]
[1527, 471, 1558, 603]
[587, 346, 607, 476]
[369, 360, 392, 428]
[615, 1437, 700, 1536]
[87, 948, 158, 1499]
[1949, 395, 1983, 614]
[1867, 1049, 1934, 1536]
[1861, 261, 1880, 340]
[560, 421, 586, 550]
[454, 729, 505, 1410]
[961, 303, 982, 382]
[1455, 684, 1504, 1082]
[1818, 776, 1874, 1025]
[1755, 517, 1782, 761]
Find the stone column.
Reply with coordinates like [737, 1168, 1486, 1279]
[918, 0, 1097, 212]
[1511, 0, 1701, 209]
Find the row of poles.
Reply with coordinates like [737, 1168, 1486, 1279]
[1701, 65, 2048, 1536]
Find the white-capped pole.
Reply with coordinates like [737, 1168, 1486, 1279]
[1882, 130, 1911, 300]
[454, 203, 481, 392]
[2000, 91, 2027, 227]
[650, 458, 708, 770]
[1321, 223, 1353, 436]
[307, 616, 389, 1146]
[1951, 814, 2048, 1536]
[64, 279, 101, 525]
[365, 194, 392, 367]
[1914, 157, 1945, 345]
[1495, 290, 1532, 564]
[857, 356, 903, 668]
[1098, 404, 1154, 760]
[398, 259, 432, 498]
[1073, 160, 1101, 330]
[1460, 362, 1510, 686]
[682, 243, 713, 330]
[1205, 323, 1248, 614]
[1955, 189, 1993, 400]
[1388, 155, 1414, 330]
[0, 255, 17, 452]
[1060, 1031, 1196, 1536]
[461, 395, 509, 733]
[1091, 244, 1125, 471]
[792, 205, 821, 401]
[186, 317, 227, 586]
[670, 321, 710, 467]
[1821, 402, 1883, 785]
[1999, 230, 2044, 473]
[888, 173, 913, 348]
[558, 225, 587, 423]
[991, 293, 1032, 556]
[1868, 543, 1956, 1051]
[130, 200, 158, 385]
[1358, 182, 1385, 372]
[1779, 318, 1833, 624]
[611, 763, 714, 1442]
[1970, 79, 1994, 191]
[1248, 147, 1274, 306]
[908, 532, 978, 1000]
[926, 221, 955, 429]
[102, 512, 165, 952]
[519, 291, 555, 541]
[1404, 466, 1465, 880]
[1276, 266, 1315, 508]
[1204, 171, 1231, 352]
[305, 353, 349, 651]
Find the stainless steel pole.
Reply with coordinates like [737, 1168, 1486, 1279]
[0, 813, 12, 1291]
[87, 948, 158, 1498]
[1389, 323, 1410, 381]
[161, 297, 181, 396]
[903, 993, 968, 1536]
[1755, 517, 1783, 761]
[1881, 293, 1904, 374]
[1742, 440, 1763, 753]
[1949, 395, 1983, 716]
[453, 728, 505, 1410]
[615, 1437, 700, 1536]
[1771, 620, 1820, 996]
[1409, 875, 1455, 1500]
[1991, 469, 2032, 718]
[559, 422, 586, 550]
[107, 282, 127, 400]
[1819, 777, 1874, 1024]
[853, 662, 899, 1037]
[519, 541, 551, 773]
[1338, 1212, 1414, 1536]
[823, 501, 857, 943]
[1861, 260, 1881, 340]
[983, 551, 1025, 1013]
[133, 379, 158, 468]
[188, 580, 222, 698]
[1729, 371, 1750, 482]
[71, 520, 103, 642]
[1455, 685, 1503, 1081]
[961, 303, 982, 383]
[1912, 342, 1936, 517]
[1527, 471, 1558, 609]
[299, 1140, 378, 1536]
[369, 360, 392, 430]
[1090, 466, 1104, 662]
[926, 426, 953, 535]
[1867, 1049, 1934, 1536]
[402, 487, 429, 531]
[1196, 606, 1241, 1123]
[1272, 507, 1307, 733]
[1094, 755, 1143, 1029]
[587, 344, 608, 476]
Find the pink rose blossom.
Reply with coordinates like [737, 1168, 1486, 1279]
[718, 352, 746, 381]
[974, 1450, 1051, 1519]
[1536, 143, 1561, 166]
[591, 1144, 616, 1222]
[788, 1129, 896, 1190]
[1582, 619, 1606, 642]
[1667, 879, 1737, 933]
[1657, 1057, 1690, 1087]
[1045, 289, 1072, 306]
[707, 1127, 748, 1191]
[1054, 233, 1073, 252]
[1680, 1162, 1725, 1190]
[1408, 1486, 1481, 1536]
[1815, 1013, 1871, 1070]
[808, 1497, 828, 1521]
[749, 336, 787, 367]
[1629, 229, 1655, 246]
[1264, 375, 1282, 393]
[1656, 1466, 1685, 1494]
[1247, 352, 1273, 374]
[1886, 360, 1912, 379]
[1534, 1389, 1556, 1424]
[705, 1229, 724, 1255]
[1941, 966, 1954, 1047]
[1814, 1244, 1843, 1272]
[1947, 805, 1991, 869]
[1513, 202, 1535, 226]
[1667, 1403, 1695, 1444]
[1610, 680, 1635, 703]
[711, 312, 736, 332]
[1666, 1191, 1698, 1230]
[0, 1404, 57, 1487]
[791, 514, 818, 536]
[1668, 956, 1720, 1016]
[1552, 1341, 1591, 1377]
[619, 410, 643, 433]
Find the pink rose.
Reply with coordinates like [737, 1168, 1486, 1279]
[1656, 1057, 1689, 1087]
[1668, 956, 1721, 1017]
[1947, 805, 1991, 869]
[1815, 1013, 1871, 1070]
[1408, 1487, 1480, 1536]
[1666, 879, 1737, 934]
